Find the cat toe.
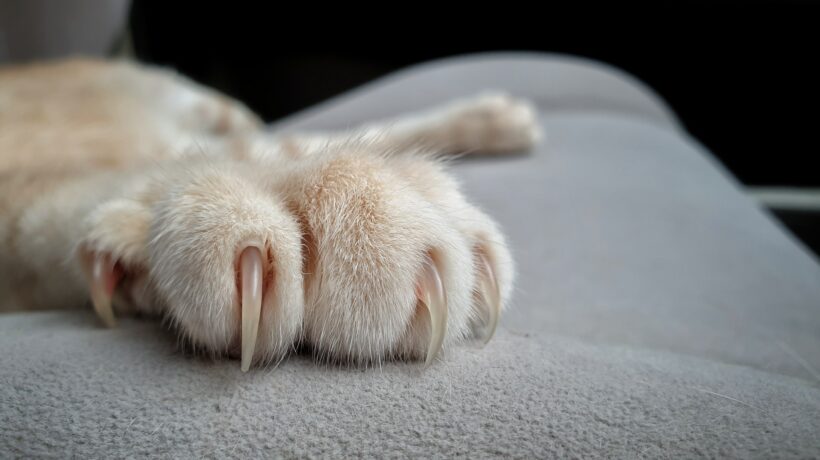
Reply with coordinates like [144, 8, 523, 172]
[80, 164, 304, 369]
[288, 150, 513, 365]
[148, 164, 304, 368]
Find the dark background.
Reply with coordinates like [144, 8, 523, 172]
[129, 1, 818, 188]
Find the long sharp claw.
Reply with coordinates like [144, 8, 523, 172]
[80, 250, 118, 328]
[476, 250, 501, 344]
[417, 257, 447, 366]
[239, 246, 264, 372]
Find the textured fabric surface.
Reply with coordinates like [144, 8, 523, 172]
[2, 313, 819, 458]
[2, 54, 819, 458]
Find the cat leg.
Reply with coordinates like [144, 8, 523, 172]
[278, 92, 540, 157]
[105, 61, 535, 152]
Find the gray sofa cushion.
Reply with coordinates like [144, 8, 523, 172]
[2, 53, 819, 458]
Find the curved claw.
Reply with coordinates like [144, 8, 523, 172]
[417, 257, 447, 366]
[239, 246, 264, 372]
[80, 250, 119, 328]
[476, 250, 500, 344]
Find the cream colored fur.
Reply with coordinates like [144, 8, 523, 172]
[0, 59, 538, 367]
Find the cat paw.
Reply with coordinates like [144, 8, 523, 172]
[437, 92, 541, 154]
[77, 150, 514, 369]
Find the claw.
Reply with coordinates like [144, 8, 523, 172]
[239, 246, 264, 372]
[79, 250, 119, 328]
[476, 250, 500, 344]
[417, 257, 447, 366]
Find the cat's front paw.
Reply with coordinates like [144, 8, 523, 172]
[78, 150, 514, 370]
